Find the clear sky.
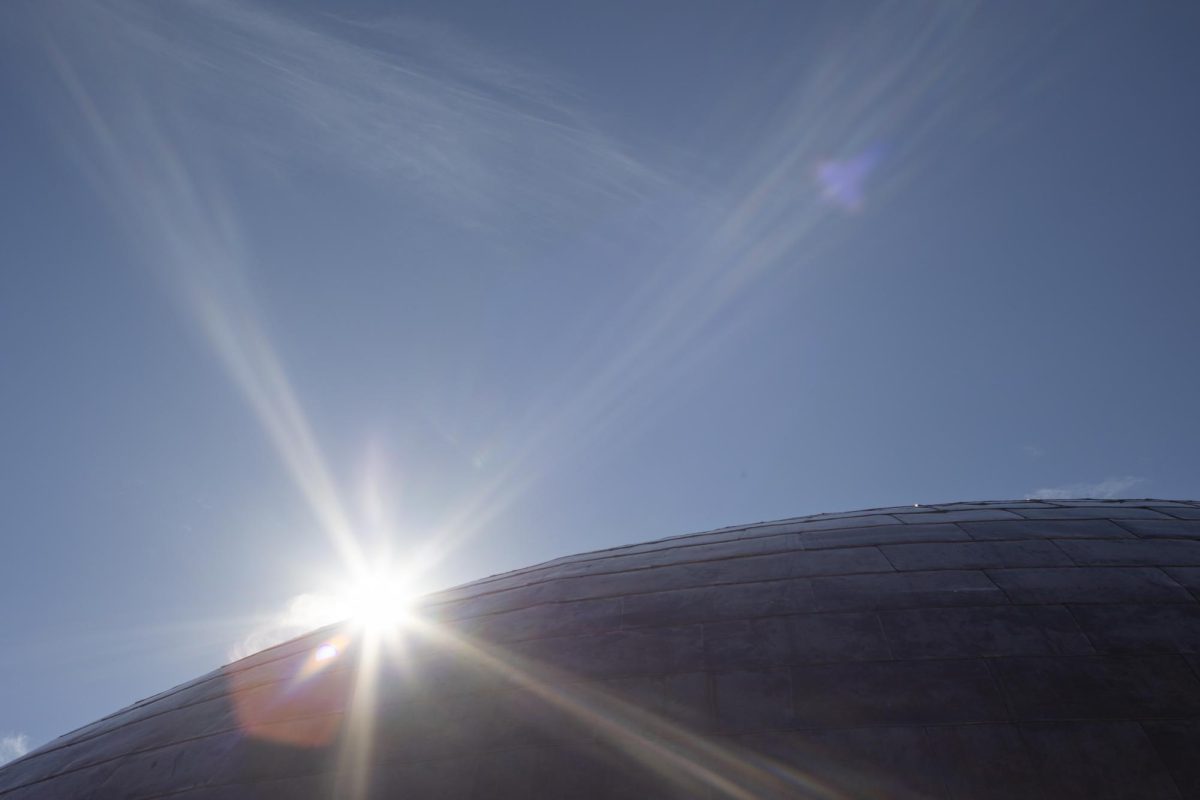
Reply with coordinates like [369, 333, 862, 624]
[2, 0, 1199, 759]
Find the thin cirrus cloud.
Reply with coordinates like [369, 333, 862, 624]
[1028, 476, 1148, 500]
[0, 733, 30, 766]
[31, 0, 657, 226]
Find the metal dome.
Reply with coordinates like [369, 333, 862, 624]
[4, 499, 1200, 799]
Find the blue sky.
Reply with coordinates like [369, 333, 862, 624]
[2, 0, 1199, 756]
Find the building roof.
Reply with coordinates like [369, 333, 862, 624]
[4, 498, 1200, 798]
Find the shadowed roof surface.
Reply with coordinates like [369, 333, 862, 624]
[4, 499, 1200, 798]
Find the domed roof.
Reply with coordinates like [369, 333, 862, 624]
[4, 499, 1200, 799]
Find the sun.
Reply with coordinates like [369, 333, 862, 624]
[340, 569, 417, 632]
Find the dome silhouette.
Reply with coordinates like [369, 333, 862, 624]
[3, 499, 1200, 799]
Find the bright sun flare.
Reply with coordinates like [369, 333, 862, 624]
[340, 571, 416, 631]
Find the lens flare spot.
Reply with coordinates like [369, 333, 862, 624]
[315, 643, 339, 661]
[815, 145, 884, 212]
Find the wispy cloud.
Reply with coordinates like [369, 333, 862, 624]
[1029, 476, 1147, 500]
[32, 0, 656, 230]
[226, 593, 348, 663]
[0, 733, 30, 765]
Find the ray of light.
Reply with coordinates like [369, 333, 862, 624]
[39, 10, 370, 577]
[332, 630, 383, 800]
[28, 0, 668, 594]
[402, 617, 856, 800]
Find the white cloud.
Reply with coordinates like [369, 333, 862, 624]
[0, 733, 30, 765]
[1029, 476, 1147, 500]
[227, 593, 349, 663]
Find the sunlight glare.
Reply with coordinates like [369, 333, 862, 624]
[342, 570, 416, 632]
